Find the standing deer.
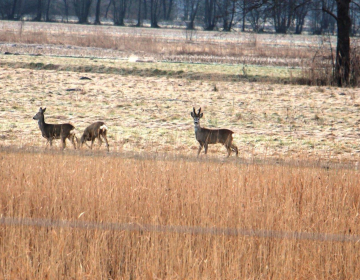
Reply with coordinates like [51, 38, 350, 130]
[78, 122, 109, 152]
[33, 107, 77, 150]
[191, 107, 238, 157]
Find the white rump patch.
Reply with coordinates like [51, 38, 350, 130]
[100, 125, 108, 131]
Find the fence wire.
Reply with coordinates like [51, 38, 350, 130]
[1, 217, 359, 243]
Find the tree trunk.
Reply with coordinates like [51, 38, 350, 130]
[242, 0, 246, 32]
[335, 0, 351, 86]
[105, 0, 112, 18]
[143, 0, 147, 22]
[136, 0, 141, 26]
[45, 0, 52, 21]
[75, 0, 92, 24]
[150, 0, 160, 28]
[113, 0, 127, 26]
[186, 0, 200, 30]
[34, 0, 42, 21]
[94, 0, 102, 24]
[63, 0, 69, 22]
[9, 0, 19, 20]
[204, 0, 216, 30]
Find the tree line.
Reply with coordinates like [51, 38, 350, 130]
[1, 0, 359, 36]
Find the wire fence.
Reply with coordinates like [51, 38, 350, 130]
[1, 216, 359, 243]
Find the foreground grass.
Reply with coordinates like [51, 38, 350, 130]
[1, 150, 360, 278]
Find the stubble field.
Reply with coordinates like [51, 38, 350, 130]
[1, 20, 360, 279]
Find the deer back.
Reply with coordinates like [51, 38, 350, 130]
[81, 122, 106, 142]
[196, 127, 234, 145]
[43, 123, 75, 139]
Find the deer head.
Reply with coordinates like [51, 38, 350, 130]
[33, 107, 46, 120]
[191, 107, 203, 126]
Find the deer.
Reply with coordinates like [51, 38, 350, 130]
[191, 107, 238, 157]
[78, 122, 109, 152]
[33, 107, 77, 150]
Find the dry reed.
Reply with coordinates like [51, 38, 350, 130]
[1, 149, 360, 278]
[0, 21, 315, 67]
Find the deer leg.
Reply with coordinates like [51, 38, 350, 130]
[74, 135, 79, 149]
[68, 133, 77, 149]
[101, 134, 110, 152]
[225, 145, 231, 157]
[61, 138, 66, 150]
[90, 139, 95, 150]
[197, 142, 203, 157]
[97, 136, 103, 149]
[231, 144, 238, 157]
[204, 143, 208, 155]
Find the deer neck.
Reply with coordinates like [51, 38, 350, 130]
[37, 116, 47, 136]
[194, 123, 202, 135]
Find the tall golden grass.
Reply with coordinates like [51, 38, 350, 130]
[1, 149, 360, 278]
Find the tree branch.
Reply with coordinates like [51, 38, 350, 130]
[322, 7, 337, 21]
[351, 1, 360, 9]
[294, 0, 312, 11]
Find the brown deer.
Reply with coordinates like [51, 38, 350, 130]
[191, 107, 238, 157]
[78, 122, 109, 152]
[33, 107, 77, 150]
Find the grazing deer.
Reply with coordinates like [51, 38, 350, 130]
[33, 107, 77, 150]
[78, 122, 109, 152]
[191, 107, 238, 157]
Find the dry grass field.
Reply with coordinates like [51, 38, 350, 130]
[1, 151, 360, 279]
[1, 20, 360, 279]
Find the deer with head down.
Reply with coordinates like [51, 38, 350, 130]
[78, 122, 109, 152]
[33, 107, 77, 150]
[191, 107, 238, 157]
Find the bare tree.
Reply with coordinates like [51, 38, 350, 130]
[150, 0, 160, 27]
[73, 0, 92, 23]
[217, 0, 236, 31]
[62, 0, 69, 21]
[240, 0, 264, 32]
[267, 0, 296, 34]
[161, 0, 173, 20]
[112, 0, 128, 25]
[350, 1, 360, 35]
[323, 0, 352, 86]
[293, 0, 311, 34]
[204, 0, 217, 30]
[247, 2, 268, 32]
[184, 0, 201, 29]
[94, 0, 101, 24]
[2, 0, 23, 19]
[33, 0, 42, 20]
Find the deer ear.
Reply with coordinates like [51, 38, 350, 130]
[200, 113, 203, 118]
[191, 112, 194, 117]
[42, 107, 46, 112]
